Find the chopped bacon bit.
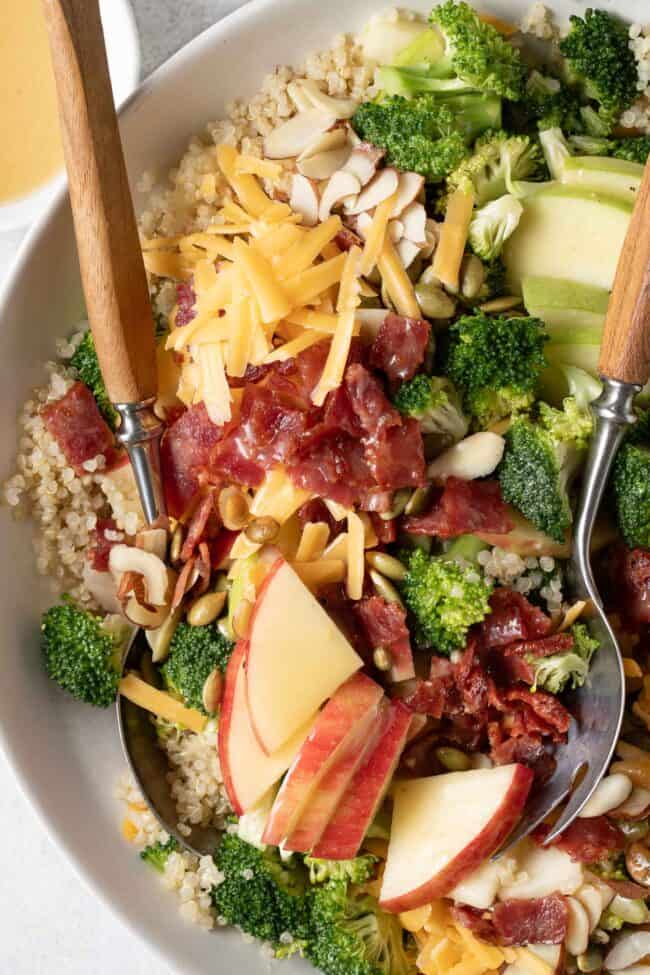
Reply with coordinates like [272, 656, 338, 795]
[171, 556, 196, 610]
[534, 817, 624, 862]
[175, 282, 197, 327]
[613, 546, 650, 625]
[493, 896, 568, 945]
[42, 382, 115, 473]
[194, 542, 212, 596]
[335, 227, 363, 251]
[88, 518, 119, 571]
[404, 478, 512, 539]
[482, 588, 552, 648]
[319, 584, 372, 664]
[160, 404, 225, 518]
[369, 511, 397, 544]
[450, 905, 497, 943]
[596, 875, 649, 900]
[505, 632, 575, 659]
[497, 686, 570, 739]
[356, 596, 415, 681]
[367, 418, 427, 490]
[180, 491, 217, 562]
[209, 528, 238, 569]
[369, 313, 430, 382]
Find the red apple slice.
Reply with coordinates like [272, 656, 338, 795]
[246, 558, 363, 754]
[312, 699, 412, 861]
[218, 640, 314, 815]
[262, 673, 383, 847]
[283, 699, 386, 853]
[380, 764, 534, 913]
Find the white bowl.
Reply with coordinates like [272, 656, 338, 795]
[0, 0, 645, 972]
[0, 0, 141, 232]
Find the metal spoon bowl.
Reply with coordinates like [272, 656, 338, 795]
[117, 638, 221, 857]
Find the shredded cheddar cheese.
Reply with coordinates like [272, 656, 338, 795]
[346, 510, 365, 600]
[294, 521, 331, 563]
[119, 673, 207, 733]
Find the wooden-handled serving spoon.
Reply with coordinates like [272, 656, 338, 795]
[500, 158, 650, 853]
[42, 0, 165, 524]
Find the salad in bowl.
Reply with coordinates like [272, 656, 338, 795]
[4, 2, 650, 974]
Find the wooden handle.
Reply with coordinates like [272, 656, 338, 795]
[599, 158, 650, 387]
[42, 0, 157, 404]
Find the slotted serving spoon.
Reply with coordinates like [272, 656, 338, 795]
[500, 158, 650, 853]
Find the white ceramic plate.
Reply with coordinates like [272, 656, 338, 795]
[0, 0, 645, 972]
[0, 0, 141, 232]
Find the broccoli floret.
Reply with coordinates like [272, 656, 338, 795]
[308, 881, 415, 975]
[212, 835, 311, 951]
[429, 1, 526, 100]
[140, 836, 179, 872]
[483, 257, 507, 298]
[304, 856, 378, 886]
[559, 9, 639, 126]
[70, 331, 118, 429]
[468, 194, 523, 261]
[518, 71, 584, 134]
[499, 398, 592, 542]
[530, 622, 599, 694]
[393, 375, 468, 447]
[611, 411, 650, 548]
[161, 621, 233, 714]
[400, 546, 493, 653]
[611, 137, 650, 165]
[352, 97, 470, 182]
[443, 130, 544, 208]
[567, 133, 613, 156]
[41, 601, 132, 707]
[444, 312, 548, 429]
[539, 127, 571, 179]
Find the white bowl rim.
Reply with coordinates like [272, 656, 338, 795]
[0, 0, 142, 233]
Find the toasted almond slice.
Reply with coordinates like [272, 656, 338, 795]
[296, 79, 358, 119]
[390, 171, 425, 217]
[401, 201, 428, 245]
[287, 80, 315, 112]
[290, 174, 320, 227]
[345, 167, 400, 215]
[135, 527, 168, 561]
[297, 146, 352, 180]
[264, 109, 337, 159]
[421, 218, 441, 259]
[353, 211, 373, 238]
[395, 237, 422, 269]
[298, 126, 348, 161]
[319, 171, 361, 222]
[388, 219, 404, 243]
[109, 545, 169, 607]
[343, 143, 385, 186]
[123, 597, 169, 629]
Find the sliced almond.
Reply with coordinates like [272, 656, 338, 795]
[390, 171, 425, 217]
[287, 80, 315, 113]
[401, 202, 428, 246]
[319, 170, 361, 222]
[345, 167, 400, 215]
[297, 146, 352, 180]
[298, 126, 348, 161]
[395, 237, 422, 269]
[565, 897, 590, 958]
[290, 174, 320, 227]
[135, 527, 168, 561]
[352, 211, 373, 238]
[264, 109, 336, 159]
[343, 144, 384, 187]
[388, 219, 404, 243]
[123, 597, 169, 630]
[109, 544, 169, 607]
[421, 218, 441, 259]
[296, 79, 358, 120]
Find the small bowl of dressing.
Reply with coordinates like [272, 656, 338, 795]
[0, 0, 141, 232]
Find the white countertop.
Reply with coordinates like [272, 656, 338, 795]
[0, 3, 246, 972]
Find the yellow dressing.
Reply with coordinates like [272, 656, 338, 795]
[0, 0, 64, 204]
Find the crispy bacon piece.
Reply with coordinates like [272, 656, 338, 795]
[404, 478, 512, 539]
[597, 876, 650, 900]
[499, 686, 570, 739]
[175, 282, 197, 327]
[367, 418, 427, 490]
[369, 312, 430, 382]
[171, 556, 196, 610]
[180, 491, 217, 562]
[369, 512, 397, 544]
[482, 588, 552, 648]
[534, 817, 624, 862]
[505, 632, 575, 659]
[356, 596, 415, 681]
[493, 896, 568, 946]
[450, 905, 497, 943]
[209, 528, 238, 569]
[616, 546, 650, 625]
[88, 518, 120, 571]
[160, 403, 225, 518]
[42, 382, 115, 473]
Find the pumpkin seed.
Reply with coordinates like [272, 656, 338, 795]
[169, 522, 184, 564]
[187, 590, 227, 627]
[232, 598, 253, 639]
[459, 254, 485, 301]
[415, 281, 457, 319]
[404, 485, 433, 517]
[435, 746, 471, 772]
[202, 668, 223, 714]
[577, 948, 602, 973]
[373, 646, 393, 672]
[479, 295, 523, 314]
[366, 551, 407, 582]
[218, 486, 250, 531]
[369, 568, 403, 606]
[245, 516, 280, 544]
[379, 487, 411, 521]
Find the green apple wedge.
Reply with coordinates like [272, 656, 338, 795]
[503, 185, 633, 294]
[559, 155, 644, 206]
[522, 276, 610, 330]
